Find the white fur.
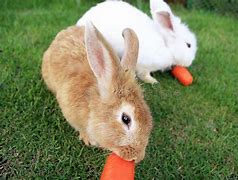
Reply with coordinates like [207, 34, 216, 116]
[150, 0, 172, 14]
[150, 0, 197, 67]
[77, 0, 197, 82]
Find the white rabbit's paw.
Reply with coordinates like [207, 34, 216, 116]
[138, 72, 158, 84]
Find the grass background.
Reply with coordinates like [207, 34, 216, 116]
[1, 0, 238, 179]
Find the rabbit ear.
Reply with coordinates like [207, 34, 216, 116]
[150, 0, 162, 12]
[120, 28, 139, 72]
[156, 11, 174, 31]
[85, 21, 120, 100]
[150, 0, 174, 31]
[150, 0, 172, 14]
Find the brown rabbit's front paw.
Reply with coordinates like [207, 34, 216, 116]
[79, 132, 90, 145]
[79, 132, 98, 146]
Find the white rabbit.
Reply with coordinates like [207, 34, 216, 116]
[77, 0, 197, 84]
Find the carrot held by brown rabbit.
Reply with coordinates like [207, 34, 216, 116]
[41, 22, 153, 163]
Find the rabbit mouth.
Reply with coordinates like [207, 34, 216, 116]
[112, 146, 138, 162]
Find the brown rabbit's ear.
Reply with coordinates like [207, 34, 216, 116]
[156, 11, 174, 31]
[85, 21, 120, 100]
[121, 28, 139, 72]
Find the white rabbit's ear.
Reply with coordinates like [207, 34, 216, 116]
[150, 0, 161, 12]
[156, 11, 174, 31]
[150, 0, 172, 14]
[150, 0, 174, 30]
[85, 21, 120, 100]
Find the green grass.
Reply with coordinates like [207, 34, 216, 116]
[1, 0, 238, 179]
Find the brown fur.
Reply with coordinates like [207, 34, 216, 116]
[42, 25, 152, 162]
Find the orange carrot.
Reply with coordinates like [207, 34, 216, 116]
[171, 66, 193, 86]
[100, 153, 135, 180]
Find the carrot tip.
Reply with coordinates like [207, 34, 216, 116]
[100, 153, 135, 180]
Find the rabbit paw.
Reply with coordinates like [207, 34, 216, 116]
[79, 132, 98, 146]
[138, 72, 158, 84]
[79, 132, 90, 145]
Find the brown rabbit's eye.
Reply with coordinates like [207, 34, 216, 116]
[122, 113, 131, 126]
[186, 43, 191, 48]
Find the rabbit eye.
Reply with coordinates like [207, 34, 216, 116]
[121, 113, 131, 126]
[186, 43, 191, 48]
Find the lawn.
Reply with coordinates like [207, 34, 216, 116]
[1, 0, 238, 179]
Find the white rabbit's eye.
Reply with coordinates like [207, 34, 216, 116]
[186, 43, 191, 48]
[122, 113, 131, 127]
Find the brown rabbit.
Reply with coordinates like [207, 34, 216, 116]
[41, 22, 152, 162]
